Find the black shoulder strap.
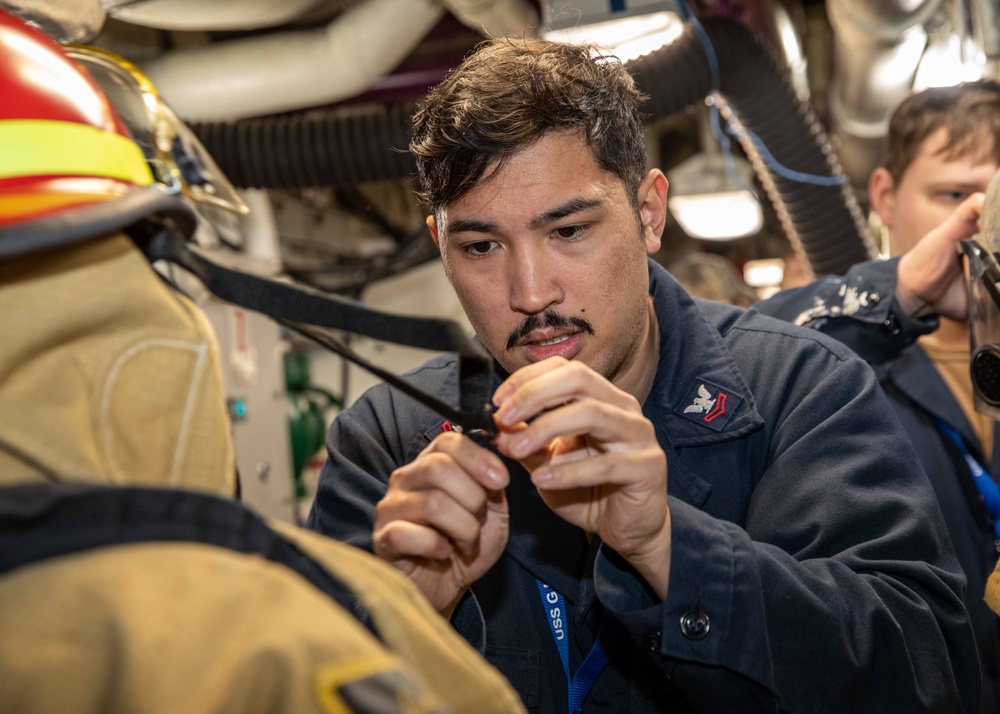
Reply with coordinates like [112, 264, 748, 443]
[0, 482, 380, 639]
[134, 225, 495, 440]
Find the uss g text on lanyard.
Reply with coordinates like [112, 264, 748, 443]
[536, 579, 617, 714]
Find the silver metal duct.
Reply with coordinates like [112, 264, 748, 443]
[970, 0, 1000, 59]
[827, 0, 942, 193]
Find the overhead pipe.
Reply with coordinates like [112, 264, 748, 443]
[442, 0, 539, 38]
[191, 17, 873, 276]
[140, 0, 444, 121]
[826, 0, 941, 191]
[108, 0, 327, 31]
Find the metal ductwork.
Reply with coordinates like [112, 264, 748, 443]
[970, 0, 1000, 59]
[190, 17, 875, 277]
[826, 0, 942, 192]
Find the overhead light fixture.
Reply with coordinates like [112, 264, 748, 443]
[667, 153, 764, 241]
[743, 258, 785, 299]
[541, 3, 684, 63]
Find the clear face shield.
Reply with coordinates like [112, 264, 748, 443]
[961, 169, 1000, 419]
[961, 239, 1000, 418]
[63, 46, 249, 244]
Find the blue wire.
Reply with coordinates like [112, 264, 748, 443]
[725, 120, 848, 186]
[691, 18, 720, 90]
[672, 0, 847, 189]
[708, 101, 761, 201]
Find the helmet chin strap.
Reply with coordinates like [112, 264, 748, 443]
[132, 223, 497, 441]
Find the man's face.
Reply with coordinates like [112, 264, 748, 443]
[873, 125, 999, 257]
[428, 131, 665, 384]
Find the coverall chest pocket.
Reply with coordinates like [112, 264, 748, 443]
[486, 645, 540, 710]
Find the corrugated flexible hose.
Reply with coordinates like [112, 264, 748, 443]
[190, 17, 873, 276]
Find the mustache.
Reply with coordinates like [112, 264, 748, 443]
[505, 309, 595, 351]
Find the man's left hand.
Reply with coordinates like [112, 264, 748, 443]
[896, 192, 985, 320]
[492, 357, 671, 599]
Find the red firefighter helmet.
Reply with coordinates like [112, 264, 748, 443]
[0, 8, 191, 255]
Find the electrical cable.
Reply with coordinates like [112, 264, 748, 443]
[675, 0, 847, 190]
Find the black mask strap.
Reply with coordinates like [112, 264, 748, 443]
[134, 225, 496, 438]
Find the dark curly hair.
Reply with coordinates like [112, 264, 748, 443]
[884, 80, 1000, 183]
[410, 37, 649, 219]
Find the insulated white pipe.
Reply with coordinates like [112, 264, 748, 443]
[141, 0, 444, 121]
[442, 0, 538, 37]
[109, 0, 323, 31]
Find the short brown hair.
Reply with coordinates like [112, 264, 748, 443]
[884, 80, 1000, 182]
[410, 38, 649, 217]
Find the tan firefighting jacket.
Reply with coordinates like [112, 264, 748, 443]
[986, 560, 1000, 617]
[0, 233, 525, 714]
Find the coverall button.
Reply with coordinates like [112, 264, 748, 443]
[882, 314, 901, 336]
[643, 630, 662, 652]
[869, 290, 880, 306]
[680, 610, 710, 640]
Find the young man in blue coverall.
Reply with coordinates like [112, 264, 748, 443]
[307, 38, 980, 712]
[759, 81, 1000, 714]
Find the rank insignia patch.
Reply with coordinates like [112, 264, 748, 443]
[676, 379, 743, 432]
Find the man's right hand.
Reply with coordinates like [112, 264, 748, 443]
[372, 431, 510, 616]
[896, 192, 985, 321]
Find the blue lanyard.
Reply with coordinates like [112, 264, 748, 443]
[536, 579, 615, 714]
[935, 417, 1000, 541]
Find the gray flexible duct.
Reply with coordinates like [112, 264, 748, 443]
[190, 17, 873, 277]
[191, 102, 417, 188]
[628, 16, 874, 274]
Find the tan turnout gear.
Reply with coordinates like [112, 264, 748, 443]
[0, 9, 524, 713]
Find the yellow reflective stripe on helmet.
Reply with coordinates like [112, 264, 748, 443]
[0, 120, 154, 186]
